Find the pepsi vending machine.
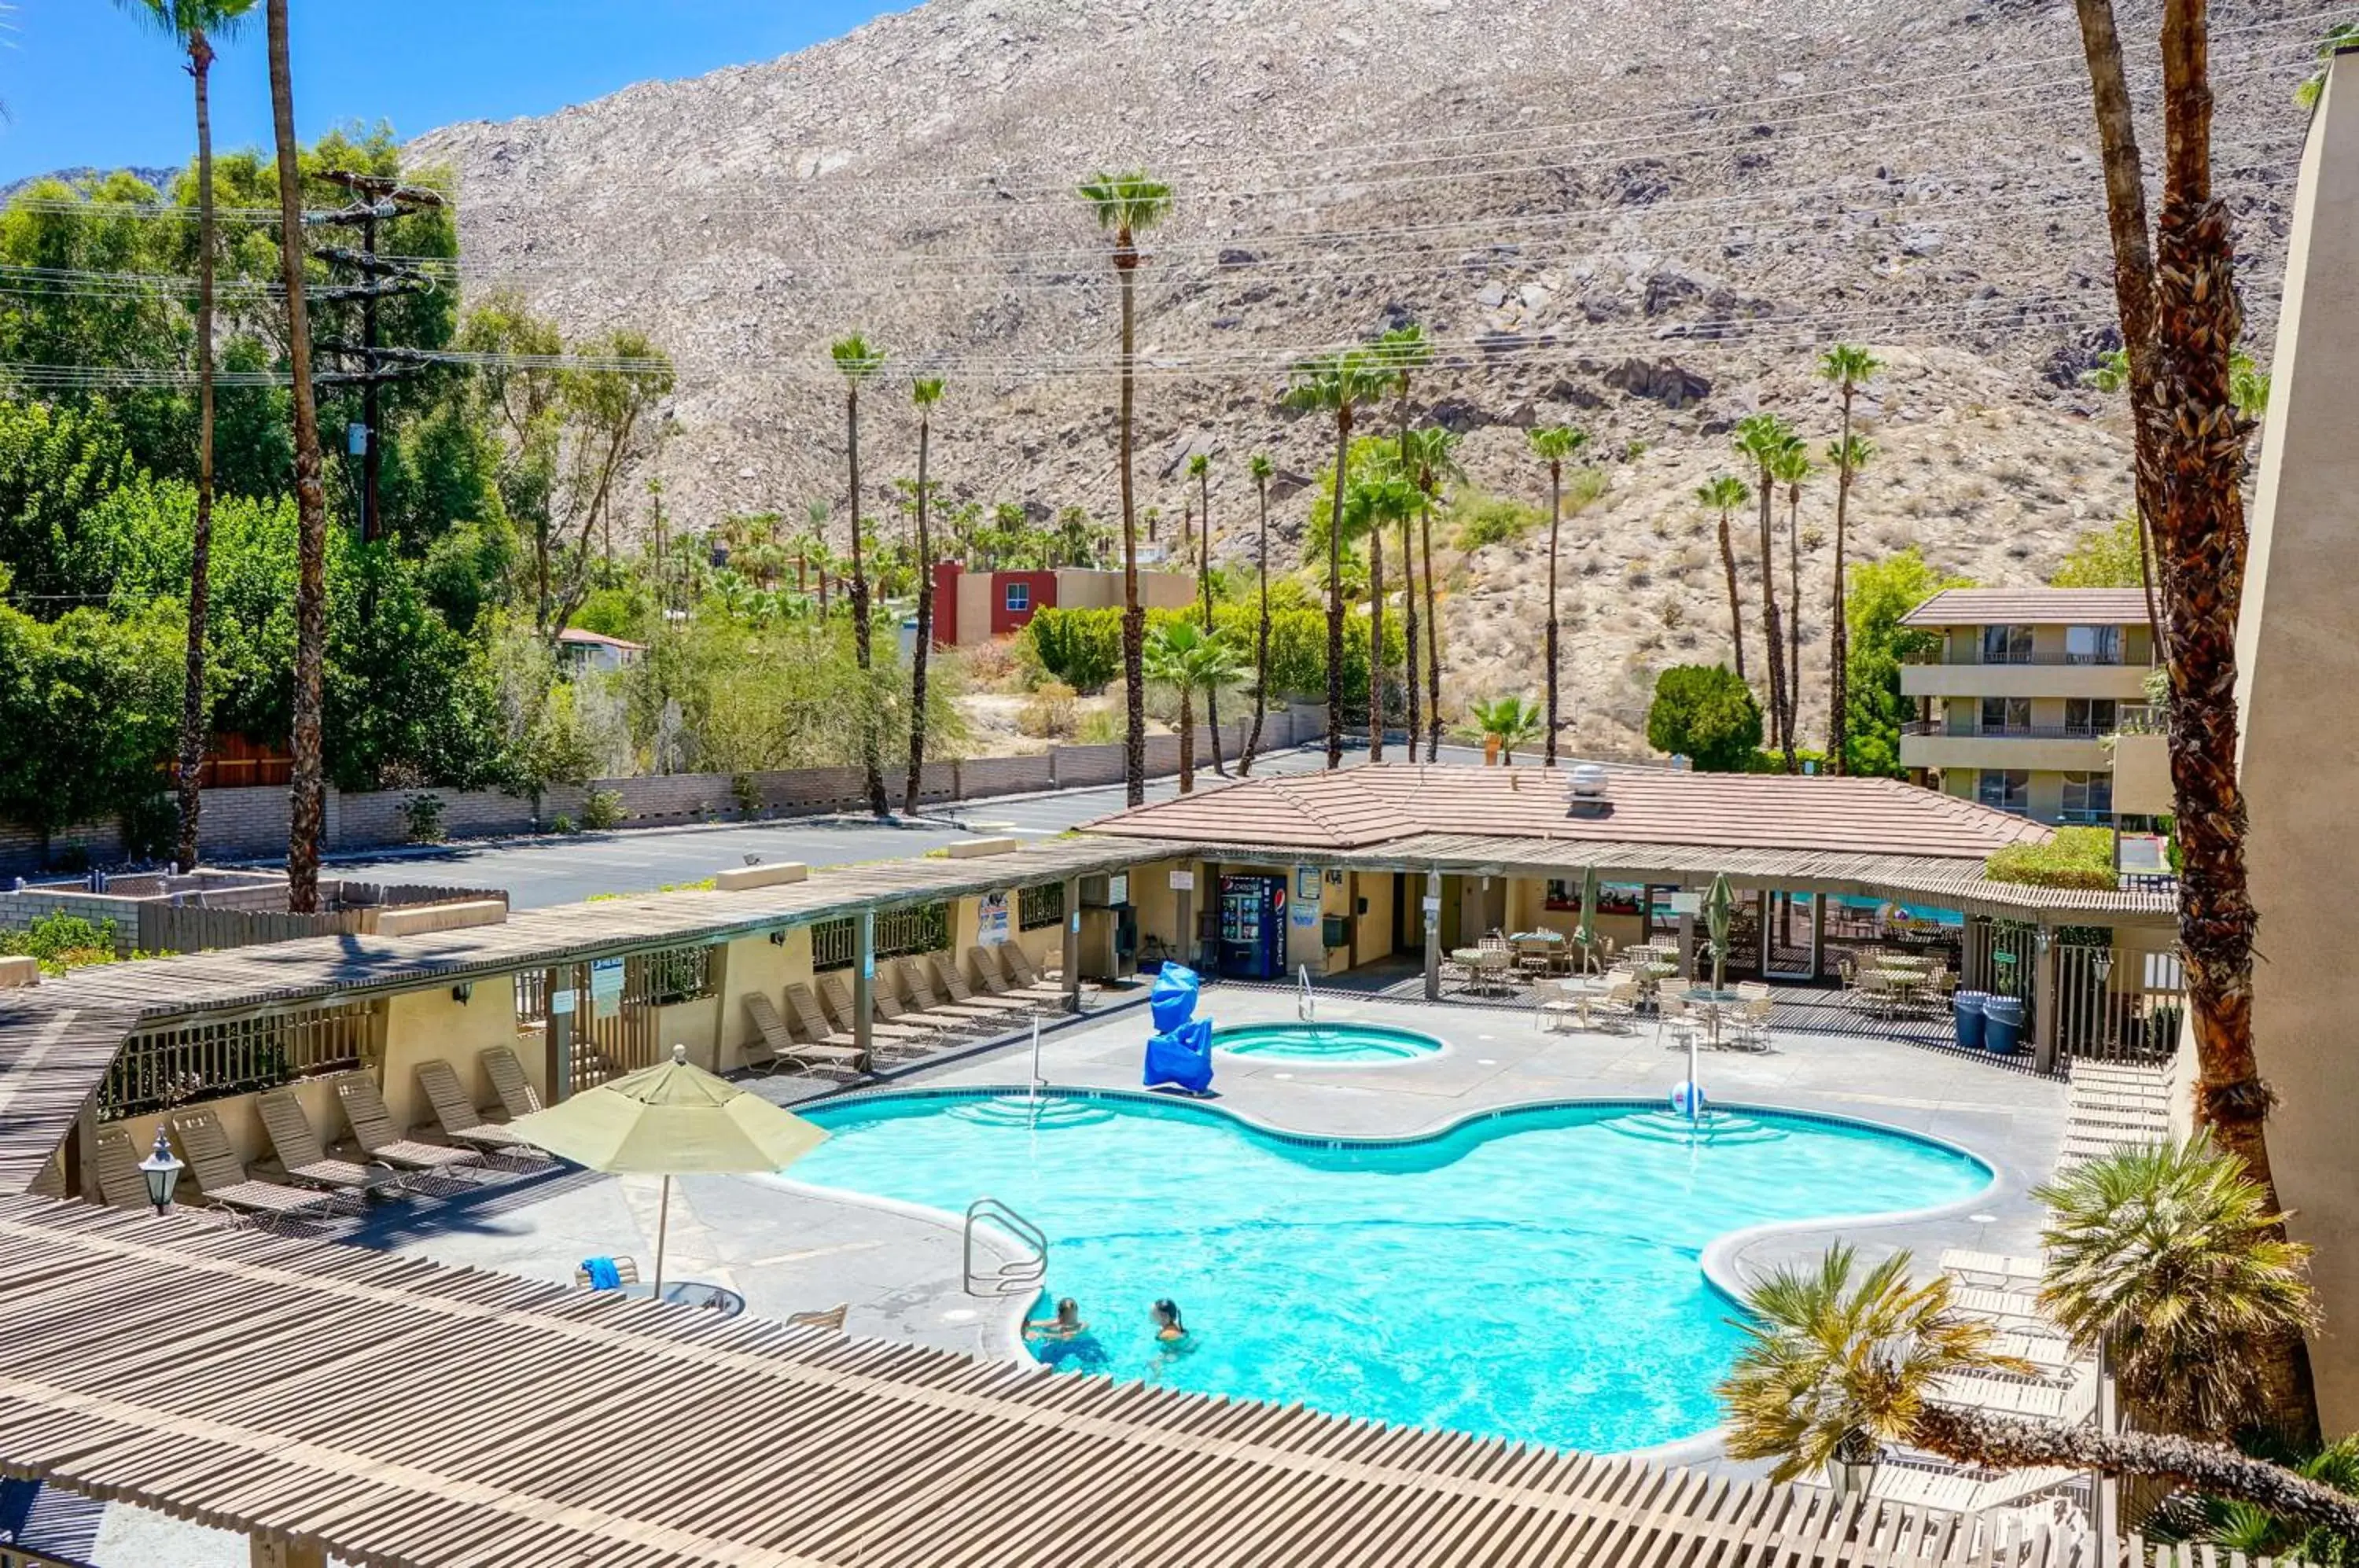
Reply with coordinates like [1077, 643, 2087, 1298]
[1217, 873, 1287, 979]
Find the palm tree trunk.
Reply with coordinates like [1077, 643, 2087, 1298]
[1910, 1407, 2359, 1534]
[847, 388, 887, 817]
[1325, 407, 1349, 769]
[1177, 689, 1195, 793]
[1199, 468, 1224, 775]
[268, 0, 328, 915]
[2074, 0, 2172, 659]
[1787, 486, 1802, 757]
[1757, 469, 1794, 770]
[175, 30, 219, 875]
[1367, 506, 1385, 762]
[1243, 477, 1270, 776]
[1117, 249, 1146, 807]
[1399, 508, 1420, 760]
[902, 414, 933, 815]
[1422, 501, 1442, 760]
[1827, 392, 1854, 774]
[2152, 0, 2317, 1443]
[1718, 506, 1748, 682]
[1544, 465, 1562, 767]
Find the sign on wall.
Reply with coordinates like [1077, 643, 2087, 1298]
[977, 890, 1012, 947]
[590, 957, 624, 1020]
[1169, 870, 1195, 893]
[550, 988, 576, 1018]
[1296, 866, 1320, 902]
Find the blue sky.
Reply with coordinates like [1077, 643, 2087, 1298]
[2, 1, 904, 182]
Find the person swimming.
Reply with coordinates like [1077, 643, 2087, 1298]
[1024, 1297, 1108, 1372]
[1150, 1298, 1188, 1343]
[1024, 1297, 1087, 1340]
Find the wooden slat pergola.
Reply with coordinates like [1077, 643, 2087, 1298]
[0, 1196, 2082, 1568]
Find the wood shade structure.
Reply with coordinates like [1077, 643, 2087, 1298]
[0, 1195, 2090, 1568]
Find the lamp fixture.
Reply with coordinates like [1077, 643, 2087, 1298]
[769, 929, 787, 947]
[451, 982, 473, 1004]
[137, 1128, 183, 1216]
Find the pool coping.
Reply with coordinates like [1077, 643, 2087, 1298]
[779, 1080, 2008, 1460]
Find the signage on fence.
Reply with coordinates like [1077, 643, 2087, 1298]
[977, 890, 1011, 947]
[590, 958, 624, 1020]
[550, 988, 576, 1018]
[1169, 870, 1194, 893]
[1668, 892, 1702, 916]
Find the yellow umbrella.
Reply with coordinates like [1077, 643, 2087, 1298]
[508, 1043, 829, 1293]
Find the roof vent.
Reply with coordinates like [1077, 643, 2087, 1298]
[1569, 763, 1610, 800]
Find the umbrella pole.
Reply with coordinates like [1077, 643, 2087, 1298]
[653, 1173, 672, 1297]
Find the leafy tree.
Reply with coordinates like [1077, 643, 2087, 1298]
[1341, 473, 1418, 758]
[1843, 548, 1971, 777]
[903, 375, 944, 813]
[0, 399, 138, 606]
[1464, 694, 1543, 764]
[1646, 664, 1764, 772]
[1022, 607, 1124, 693]
[1283, 348, 1392, 768]
[1735, 413, 1798, 767]
[0, 598, 182, 854]
[2052, 512, 2147, 587]
[1528, 425, 1591, 767]
[1142, 619, 1242, 793]
[1696, 475, 1751, 680]
[1078, 168, 1172, 808]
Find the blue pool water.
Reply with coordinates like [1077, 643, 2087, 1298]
[1213, 1021, 1444, 1063]
[789, 1091, 1991, 1452]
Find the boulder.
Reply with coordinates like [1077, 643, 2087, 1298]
[1603, 358, 1714, 410]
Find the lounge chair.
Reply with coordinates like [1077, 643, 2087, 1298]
[256, 1089, 403, 1198]
[814, 974, 937, 1047]
[872, 985, 962, 1041]
[744, 992, 867, 1078]
[783, 981, 898, 1053]
[1941, 1249, 2044, 1287]
[892, 958, 1003, 1030]
[573, 1256, 641, 1290]
[163, 1106, 341, 1226]
[415, 1058, 552, 1158]
[970, 944, 1061, 1003]
[94, 1123, 185, 1212]
[333, 1074, 484, 1177]
[995, 944, 1070, 1000]
[929, 952, 1040, 1015]
[478, 1044, 545, 1120]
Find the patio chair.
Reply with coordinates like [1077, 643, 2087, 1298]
[784, 981, 911, 1055]
[786, 1302, 850, 1334]
[872, 984, 965, 1043]
[332, 1074, 484, 1178]
[1536, 980, 1584, 1034]
[743, 992, 869, 1079]
[996, 945, 1070, 999]
[254, 1089, 403, 1198]
[1656, 995, 1704, 1052]
[930, 952, 1042, 1016]
[1854, 968, 1899, 1022]
[814, 974, 938, 1049]
[162, 1106, 340, 1226]
[1590, 981, 1640, 1032]
[1735, 981, 1772, 1003]
[477, 1044, 545, 1121]
[414, 1058, 554, 1158]
[893, 957, 1006, 1029]
[1941, 1249, 2044, 1288]
[573, 1256, 641, 1290]
[1729, 997, 1775, 1051]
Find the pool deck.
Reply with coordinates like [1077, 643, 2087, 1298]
[366, 980, 2066, 1473]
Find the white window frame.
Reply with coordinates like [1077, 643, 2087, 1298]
[1003, 581, 1032, 613]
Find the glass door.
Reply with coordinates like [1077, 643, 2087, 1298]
[1762, 890, 1818, 980]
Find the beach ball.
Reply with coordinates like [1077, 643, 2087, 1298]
[1670, 1081, 1706, 1117]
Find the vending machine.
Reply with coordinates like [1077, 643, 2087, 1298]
[1217, 873, 1287, 979]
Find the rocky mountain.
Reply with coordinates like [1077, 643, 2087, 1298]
[407, 0, 2317, 749]
[2, 165, 180, 201]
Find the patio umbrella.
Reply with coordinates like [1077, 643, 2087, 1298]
[1704, 873, 1735, 994]
[507, 1043, 829, 1293]
[1573, 867, 1601, 971]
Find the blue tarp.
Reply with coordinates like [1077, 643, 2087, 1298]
[1143, 964, 1214, 1093]
[1150, 963, 1201, 1033]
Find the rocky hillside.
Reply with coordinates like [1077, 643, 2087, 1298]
[407, 0, 2317, 749]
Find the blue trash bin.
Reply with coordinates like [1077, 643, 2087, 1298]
[1983, 996, 2026, 1055]
[1952, 991, 1989, 1051]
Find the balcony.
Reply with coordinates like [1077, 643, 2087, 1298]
[1898, 659, 2158, 700]
[1897, 721, 2115, 774]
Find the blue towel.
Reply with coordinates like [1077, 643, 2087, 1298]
[583, 1256, 622, 1290]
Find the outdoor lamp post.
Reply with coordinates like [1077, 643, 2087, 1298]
[137, 1128, 183, 1216]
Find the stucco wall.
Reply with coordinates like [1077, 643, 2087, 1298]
[381, 983, 522, 1139]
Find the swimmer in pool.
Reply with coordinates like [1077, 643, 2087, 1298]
[1024, 1297, 1087, 1341]
[1150, 1298, 1189, 1343]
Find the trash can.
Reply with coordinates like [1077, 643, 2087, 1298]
[1983, 996, 2026, 1055]
[1952, 991, 1988, 1051]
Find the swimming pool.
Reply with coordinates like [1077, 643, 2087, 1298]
[789, 1090, 1991, 1453]
[1212, 1021, 1444, 1064]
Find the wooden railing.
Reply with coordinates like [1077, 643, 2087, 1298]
[98, 1000, 377, 1121]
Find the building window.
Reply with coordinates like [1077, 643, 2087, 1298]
[2062, 771, 2114, 824]
[2065, 698, 2118, 737]
[1979, 697, 2030, 734]
[2065, 624, 2124, 665]
[1004, 582, 1032, 613]
[1978, 768, 2031, 815]
[1980, 624, 2034, 664]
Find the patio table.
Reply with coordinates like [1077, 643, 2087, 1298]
[1681, 987, 1744, 1045]
[614, 1280, 746, 1317]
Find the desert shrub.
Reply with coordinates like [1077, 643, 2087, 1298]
[1075, 709, 1122, 745]
[1451, 489, 1545, 552]
[1985, 826, 2118, 889]
[402, 793, 447, 844]
[581, 789, 626, 830]
[1021, 607, 1124, 693]
[550, 814, 576, 834]
[1645, 664, 1762, 772]
[0, 911, 120, 974]
[1020, 681, 1079, 738]
[731, 772, 761, 816]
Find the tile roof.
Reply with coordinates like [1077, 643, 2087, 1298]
[1084, 764, 2051, 859]
[1899, 588, 2154, 627]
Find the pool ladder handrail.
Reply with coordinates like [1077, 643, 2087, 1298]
[1297, 963, 1316, 1024]
[963, 1195, 1049, 1297]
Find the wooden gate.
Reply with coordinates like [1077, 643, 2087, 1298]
[2054, 943, 2184, 1064]
[1964, 918, 2038, 1013]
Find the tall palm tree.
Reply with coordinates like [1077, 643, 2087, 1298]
[902, 375, 944, 815]
[1344, 475, 1419, 760]
[1465, 694, 1544, 766]
[1697, 475, 1751, 682]
[265, 0, 329, 912]
[1771, 436, 1813, 749]
[1817, 345, 1880, 774]
[1079, 169, 1173, 808]
[120, 0, 257, 874]
[1377, 324, 1434, 757]
[1239, 454, 1277, 776]
[1187, 450, 1226, 775]
[1720, 1247, 2359, 1532]
[830, 333, 890, 817]
[1404, 425, 1466, 761]
[1528, 425, 1590, 768]
[1283, 349, 1390, 768]
[1735, 414, 1798, 769]
[1143, 620, 1242, 795]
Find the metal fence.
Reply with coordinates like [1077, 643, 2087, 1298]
[98, 1001, 377, 1121]
[1019, 881, 1065, 931]
[2054, 944, 2185, 1063]
[810, 902, 951, 972]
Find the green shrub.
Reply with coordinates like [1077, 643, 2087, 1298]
[119, 790, 178, 863]
[1451, 489, 1545, 551]
[581, 788, 626, 830]
[1645, 664, 1762, 772]
[1985, 826, 2118, 889]
[1021, 607, 1124, 693]
[550, 814, 577, 835]
[402, 793, 447, 845]
[0, 911, 120, 974]
[731, 772, 761, 816]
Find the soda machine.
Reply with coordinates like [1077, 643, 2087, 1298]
[1217, 873, 1286, 979]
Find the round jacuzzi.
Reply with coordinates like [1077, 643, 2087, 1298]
[1209, 1021, 1445, 1064]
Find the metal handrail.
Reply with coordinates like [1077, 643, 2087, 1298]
[1297, 963, 1316, 1023]
[964, 1195, 1048, 1297]
[1901, 721, 2114, 741]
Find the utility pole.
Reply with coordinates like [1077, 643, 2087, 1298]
[307, 169, 443, 546]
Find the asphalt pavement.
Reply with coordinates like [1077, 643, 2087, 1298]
[328, 744, 1487, 909]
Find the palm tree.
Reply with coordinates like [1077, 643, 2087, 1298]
[1528, 426, 1590, 768]
[830, 333, 891, 817]
[2037, 1138, 2319, 1440]
[1143, 620, 1243, 795]
[1697, 475, 1751, 682]
[1079, 169, 1173, 808]
[120, 0, 257, 874]
[1466, 694, 1544, 766]
[1720, 1247, 2359, 1533]
[1283, 349, 1391, 768]
[1735, 414, 1798, 769]
[1771, 436, 1813, 749]
[265, 0, 329, 912]
[1344, 475, 1419, 760]
[1241, 453, 1275, 776]
[1187, 450, 1226, 775]
[1404, 425, 1466, 760]
[1817, 344, 1880, 774]
[902, 375, 944, 815]
[1377, 323, 1434, 756]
